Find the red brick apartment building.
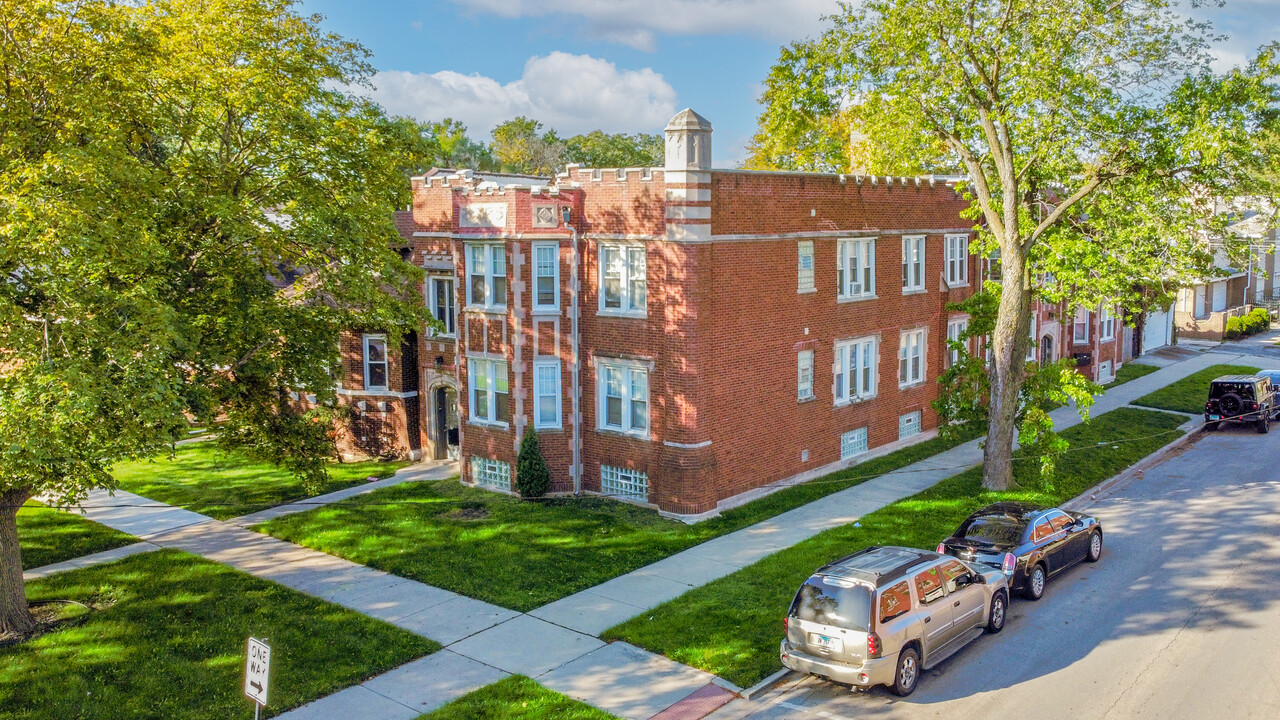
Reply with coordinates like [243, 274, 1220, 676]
[334, 109, 1132, 517]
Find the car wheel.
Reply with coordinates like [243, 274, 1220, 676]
[1258, 415, 1270, 434]
[1086, 530, 1103, 562]
[1024, 563, 1047, 601]
[890, 646, 920, 696]
[986, 591, 1008, 634]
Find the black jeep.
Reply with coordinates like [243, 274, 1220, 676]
[1204, 375, 1276, 433]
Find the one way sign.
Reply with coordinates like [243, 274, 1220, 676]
[244, 637, 271, 706]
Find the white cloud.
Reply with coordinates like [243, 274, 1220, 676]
[447, 0, 837, 48]
[363, 52, 679, 137]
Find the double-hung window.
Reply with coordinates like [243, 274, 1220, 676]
[837, 238, 876, 299]
[598, 359, 649, 437]
[834, 337, 877, 404]
[468, 358, 510, 424]
[600, 244, 646, 315]
[533, 360, 562, 429]
[428, 277, 455, 337]
[902, 235, 925, 292]
[1100, 305, 1116, 341]
[1073, 307, 1090, 344]
[899, 328, 926, 387]
[363, 334, 388, 390]
[797, 350, 815, 401]
[945, 234, 969, 286]
[533, 242, 559, 311]
[946, 318, 969, 366]
[466, 243, 507, 309]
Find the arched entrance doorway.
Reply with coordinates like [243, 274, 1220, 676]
[1040, 334, 1054, 364]
[432, 386, 459, 460]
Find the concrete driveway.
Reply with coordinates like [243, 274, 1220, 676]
[721, 423, 1280, 720]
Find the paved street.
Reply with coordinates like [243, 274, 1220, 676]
[722, 422, 1280, 720]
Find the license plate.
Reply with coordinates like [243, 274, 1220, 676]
[808, 633, 843, 652]
[1209, 415, 1221, 420]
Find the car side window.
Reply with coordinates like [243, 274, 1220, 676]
[913, 567, 947, 605]
[938, 559, 973, 592]
[1032, 519, 1054, 542]
[1047, 512, 1074, 533]
[879, 581, 912, 624]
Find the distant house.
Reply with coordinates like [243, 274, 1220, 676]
[1175, 209, 1279, 341]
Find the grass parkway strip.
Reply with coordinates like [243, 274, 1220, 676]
[1131, 363, 1260, 414]
[255, 428, 981, 613]
[17, 501, 138, 570]
[112, 442, 407, 521]
[601, 406, 1188, 688]
[415, 675, 622, 720]
[4, 550, 439, 720]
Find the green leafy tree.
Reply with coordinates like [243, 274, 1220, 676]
[515, 426, 551, 498]
[489, 117, 565, 176]
[564, 130, 663, 168]
[394, 118, 496, 174]
[0, 0, 428, 634]
[762, 0, 1280, 489]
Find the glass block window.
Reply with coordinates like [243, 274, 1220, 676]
[797, 240, 815, 291]
[471, 456, 511, 491]
[601, 465, 648, 502]
[841, 427, 869, 460]
[899, 411, 922, 440]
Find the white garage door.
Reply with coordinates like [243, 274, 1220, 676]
[1143, 307, 1172, 351]
[1212, 281, 1228, 312]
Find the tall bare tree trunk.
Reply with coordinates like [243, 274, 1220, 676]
[984, 240, 1034, 490]
[0, 487, 35, 636]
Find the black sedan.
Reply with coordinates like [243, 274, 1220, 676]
[937, 502, 1102, 600]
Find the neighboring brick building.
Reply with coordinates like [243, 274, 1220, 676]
[335, 109, 1130, 516]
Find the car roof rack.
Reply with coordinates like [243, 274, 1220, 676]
[818, 546, 936, 587]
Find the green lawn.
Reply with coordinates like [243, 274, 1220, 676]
[113, 442, 408, 520]
[4, 550, 438, 719]
[1106, 362, 1160, 388]
[258, 427, 982, 612]
[602, 407, 1187, 688]
[1132, 363, 1259, 414]
[17, 501, 137, 570]
[416, 676, 620, 720]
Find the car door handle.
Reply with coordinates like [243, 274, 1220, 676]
[953, 600, 961, 607]
[924, 616, 931, 623]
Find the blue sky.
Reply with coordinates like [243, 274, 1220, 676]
[298, 0, 1280, 167]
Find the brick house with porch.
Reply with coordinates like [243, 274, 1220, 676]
[334, 108, 1127, 516]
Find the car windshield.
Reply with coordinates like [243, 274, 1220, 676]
[958, 516, 1024, 545]
[789, 578, 871, 632]
[1210, 382, 1255, 399]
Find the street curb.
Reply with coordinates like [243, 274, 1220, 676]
[1061, 418, 1206, 513]
[737, 668, 792, 700]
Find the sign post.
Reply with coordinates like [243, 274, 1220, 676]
[244, 637, 271, 719]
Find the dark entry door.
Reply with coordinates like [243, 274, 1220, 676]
[435, 387, 448, 460]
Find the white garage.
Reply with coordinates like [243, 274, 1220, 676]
[1143, 305, 1174, 352]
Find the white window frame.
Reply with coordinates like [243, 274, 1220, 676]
[902, 235, 925, 293]
[599, 242, 647, 316]
[596, 358, 650, 438]
[1100, 305, 1116, 341]
[899, 328, 926, 387]
[533, 359, 562, 430]
[532, 242, 560, 312]
[1073, 307, 1090, 344]
[465, 243, 507, 310]
[945, 234, 969, 286]
[467, 357, 509, 426]
[837, 237, 876, 300]
[427, 276, 455, 337]
[798, 240, 816, 292]
[798, 350, 815, 401]
[362, 334, 388, 391]
[834, 337, 878, 405]
[946, 317, 969, 366]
